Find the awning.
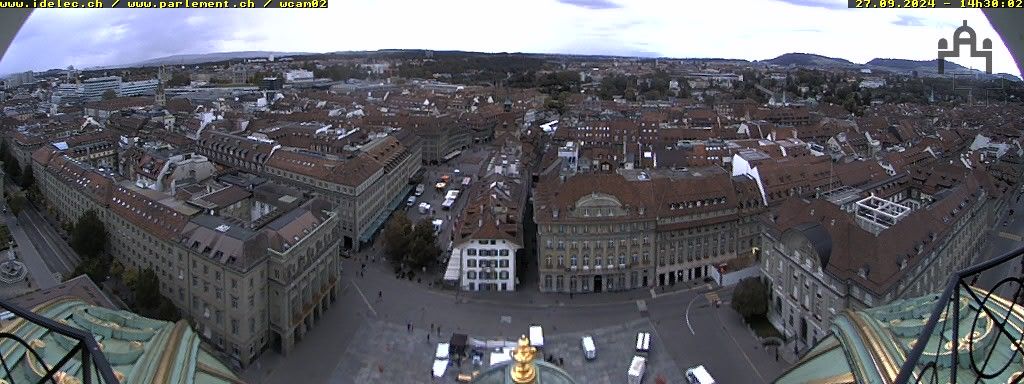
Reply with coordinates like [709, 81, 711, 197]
[442, 150, 462, 161]
[359, 184, 413, 243]
[443, 250, 461, 282]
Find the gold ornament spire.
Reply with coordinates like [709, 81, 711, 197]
[511, 335, 537, 384]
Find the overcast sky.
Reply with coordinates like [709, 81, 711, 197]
[0, 0, 1019, 77]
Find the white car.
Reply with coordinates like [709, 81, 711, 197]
[686, 365, 716, 384]
[581, 336, 596, 360]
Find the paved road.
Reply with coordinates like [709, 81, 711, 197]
[244, 253, 787, 383]
[2, 211, 58, 290]
[19, 205, 78, 277]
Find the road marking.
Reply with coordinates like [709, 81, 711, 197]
[27, 214, 73, 273]
[999, 232, 1022, 242]
[718, 310, 767, 383]
[685, 295, 698, 335]
[350, 281, 377, 317]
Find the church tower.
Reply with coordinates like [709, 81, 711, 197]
[155, 66, 168, 108]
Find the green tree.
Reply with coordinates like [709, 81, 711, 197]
[1, 140, 21, 185]
[155, 298, 178, 321]
[20, 165, 33, 190]
[382, 213, 413, 267]
[135, 268, 161, 306]
[72, 256, 111, 284]
[7, 192, 26, 216]
[407, 218, 441, 269]
[101, 89, 117, 100]
[70, 210, 107, 260]
[731, 277, 770, 319]
[166, 72, 191, 87]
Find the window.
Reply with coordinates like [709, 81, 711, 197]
[231, 319, 239, 335]
[467, 271, 477, 279]
[231, 296, 238, 309]
[544, 275, 552, 289]
[467, 259, 477, 268]
[499, 271, 509, 279]
[467, 248, 477, 256]
[499, 249, 509, 256]
[499, 260, 509, 268]
[570, 256, 578, 267]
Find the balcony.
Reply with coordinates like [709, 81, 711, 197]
[894, 245, 1024, 384]
[0, 299, 120, 384]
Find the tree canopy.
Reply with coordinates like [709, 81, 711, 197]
[6, 192, 26, 216]
[1, 139, 22, 185]
[382, 213, 441, 271]
[731, 277, 770, 319]
[71, 210, 107, 260]
[383, 213, 413, 267]
[166, 72, 191, 87]
[101, 89, 117, 100]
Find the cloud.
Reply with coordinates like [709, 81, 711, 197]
[0, 0, 1018, 78]
[772, 0, 847, 9]
[556, 0, 620, 9]
[893, 15, 926, 26]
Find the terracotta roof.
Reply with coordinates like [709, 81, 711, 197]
[109, 185, 190, 242]
[197, 185, 251, 208]
[772, 172, 989, 296]
[82, 96, 153, 111]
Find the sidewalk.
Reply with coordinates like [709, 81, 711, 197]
[348, 251, 710, 310]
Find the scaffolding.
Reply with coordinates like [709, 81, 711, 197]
[855, 195, 911, 235]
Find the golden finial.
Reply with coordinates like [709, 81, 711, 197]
[511, 335, 537, 384]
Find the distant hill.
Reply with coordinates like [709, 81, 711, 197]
[867, 58, 1020, 81]
[87, 51, 312, 69]
[68, 49, 1018, 82]
[764, 53, 859, 69]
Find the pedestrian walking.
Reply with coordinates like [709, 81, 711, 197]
[427, 334, 431, 343]
[378, 290, 383, 300]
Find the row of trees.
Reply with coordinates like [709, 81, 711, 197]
[1, 139, 179, 321]
[69, 210, 177, 320]
[110, 262, 178, 321]
[597, 70, 681, 101]
[382, 213, 441, 274]
[70, 210, 110, 283]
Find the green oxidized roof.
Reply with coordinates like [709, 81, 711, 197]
[776, 288, 1024, 383]
[0, 297, 242, 384]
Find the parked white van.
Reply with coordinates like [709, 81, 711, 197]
[529, 325, 544, 348]
[686, 365, 716, 384]
[581, 336, 596, 360]
[635, 332, 651, 354]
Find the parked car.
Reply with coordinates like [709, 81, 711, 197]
[406, 195, 417, 206]
[581, 335, 596, 360]
[686, 365, 716, 384]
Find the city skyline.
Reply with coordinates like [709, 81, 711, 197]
[0, 0, 1020, 77]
